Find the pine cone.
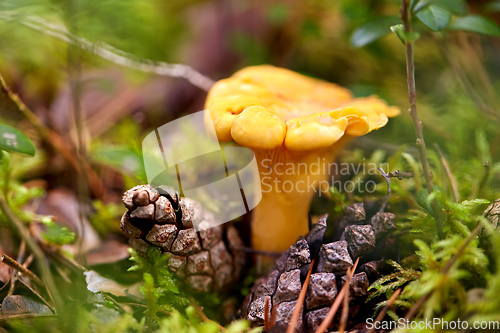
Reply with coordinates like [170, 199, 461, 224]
[121, 185, 246, 292]
[242, 203, 396, 332]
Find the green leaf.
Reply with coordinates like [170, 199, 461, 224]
[0, 150, 10, 171]
[350, 16, 401, 47]
[449, 15, 500, 36]
[41, 220, 76, 245]
[414, 0, 467, 16]
[391, 24, 421, 44]
[0, 123, 35, 156]
[410, 0, 420, 12]
[416, 5, 451, 31]
[417, 189, 433, 214]
[391, 24, 407, 44]
[434, 0, 467, 15]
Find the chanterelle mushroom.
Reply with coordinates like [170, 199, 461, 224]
[204, 65, 400, 253]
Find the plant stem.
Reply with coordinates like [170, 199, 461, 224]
[401, 0, 443, 237]
[434, 143, 459, 202]
[0, 73, 103, 198]
[0, 192, 62, 309]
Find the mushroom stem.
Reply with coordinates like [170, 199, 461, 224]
[251, 142, 347, 253]
[251, 181, 311, 253]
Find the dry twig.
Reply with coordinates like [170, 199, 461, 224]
[1, 254, 43, 287]
[0, 313, 54, 322]
[7, 240, 26, 297]
[17, 276, 56, 314]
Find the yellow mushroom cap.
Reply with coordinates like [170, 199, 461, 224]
[205, 65, 400, 151]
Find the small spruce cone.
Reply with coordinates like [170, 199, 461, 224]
[121, 184, 246, 292]
[243, 203, 396, 332]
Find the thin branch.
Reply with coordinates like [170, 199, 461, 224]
[434, 144, 459, 202]
[286, 259, 315, 333]
[17, 276, 56, 314]
[41, 243, 88, 272]
[400, 0, 443, 238]
[52, 263, 72, 284]
[0, 313, 54, 321]
[7, 240, 25, 297]
[386, 170, 413, 179]
[0, 12, 215, 91]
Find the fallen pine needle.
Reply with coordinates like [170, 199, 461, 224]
[366, 289, 401, 333]
[189, 297, 225, 331]
[338, 267, 351, 333]
[264, 297, 271, 331]
[314, 258, 359, 333]
[286, 259, 315, 333]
